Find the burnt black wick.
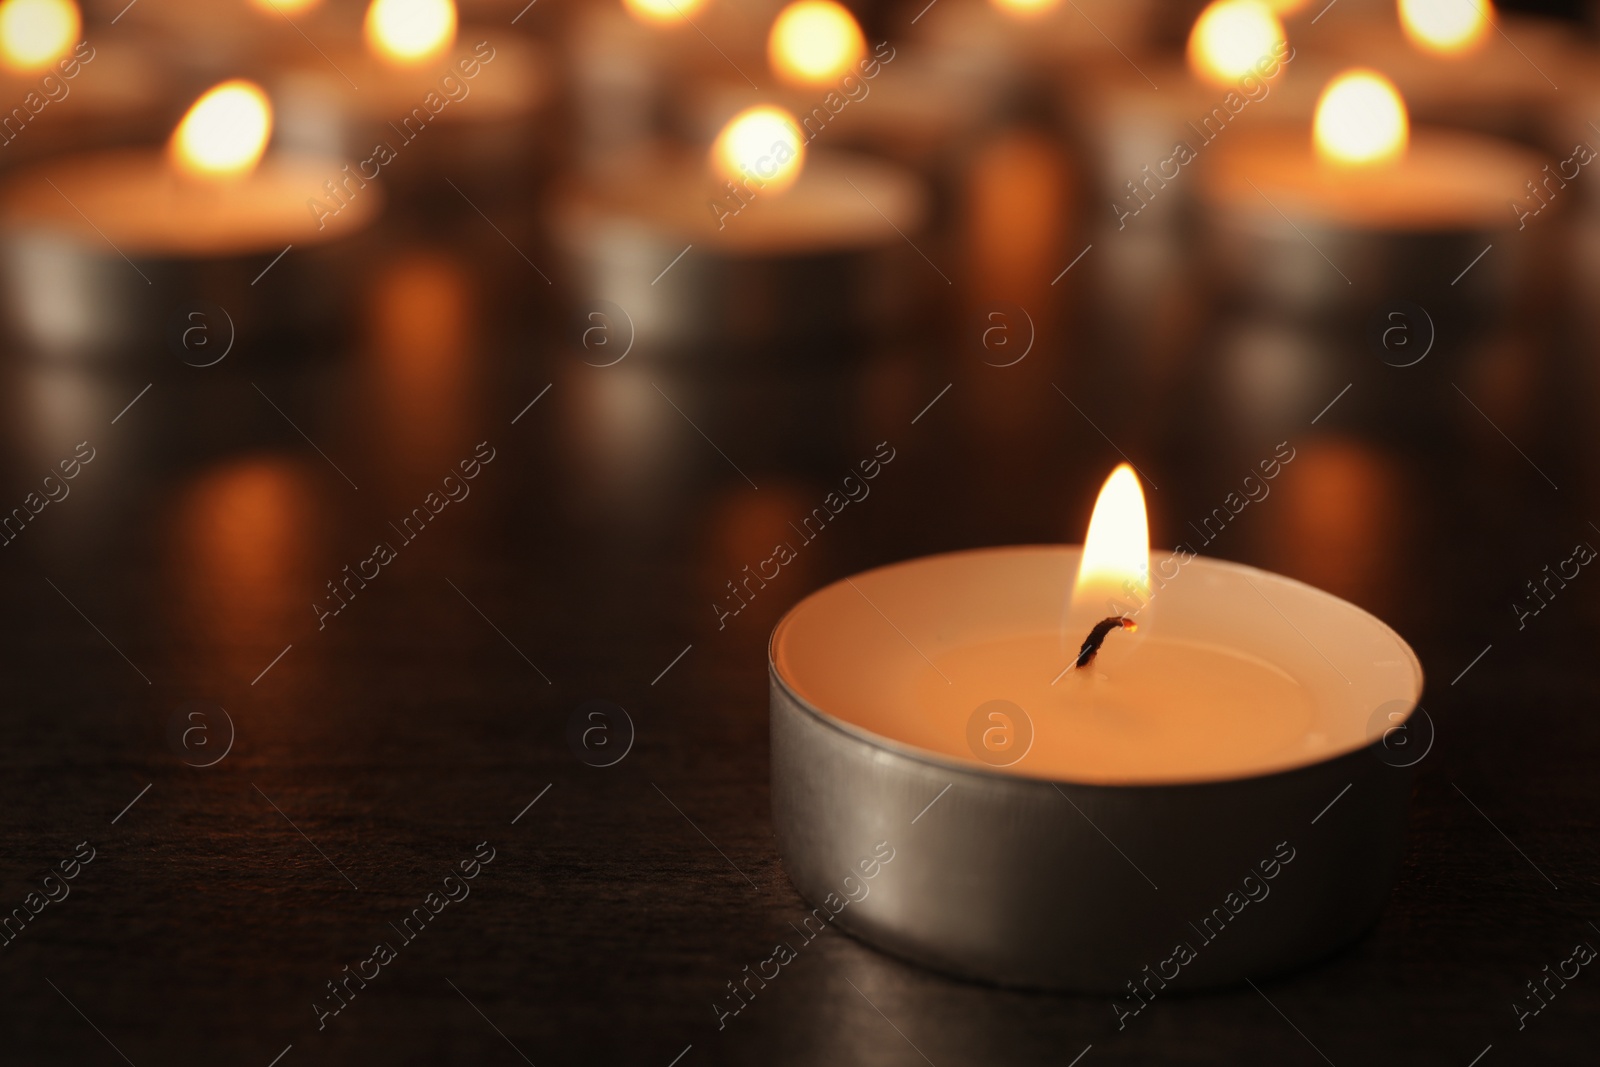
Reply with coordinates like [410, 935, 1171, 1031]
[1074, 616, 1138, 670]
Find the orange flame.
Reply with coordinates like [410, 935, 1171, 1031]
[364, 0, 456, 66]
[1313, 69, 1408, 167]
[1187, 0, 1287, 87]
[1073, 464, 1150, 610]
[769, 1, 865, 86]
[170, 80, 274, 180]
[1399, 0, 1491, 55]
[0, 0, 78, 73]
[711, 105, 806, 194]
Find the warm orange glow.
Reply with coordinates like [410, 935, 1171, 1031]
[249, 0, 321, 13]
[1262, 0, 1310, 12]
[364, 0, 456, 66]
[989, 0, 1060, 16]
[1074, 464, 1150, 605]
[169, 80, 273, 180]
[1399, 0, 1490, 55]
[623, 0, 707, 25]
[769, 1, 865, 86]
[1187, 0, 1286, 87]
[1314, 69, 1408, 166]
[0, 0, 78, 73]
[711, 105, 805, 194]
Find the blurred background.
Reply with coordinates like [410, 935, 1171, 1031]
[0, 0, 1598, 1063]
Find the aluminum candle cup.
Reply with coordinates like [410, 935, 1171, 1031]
[770, 546, 1423, 992]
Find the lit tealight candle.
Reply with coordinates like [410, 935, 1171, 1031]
[1, 77, 378, 255]
[1201, 69, 1539, 233]
[1314, 0, 1561, 137]
[768, 0, 865, 86]
[771, 466, 1423, 989]
[0, 78, 379, 351]
[550, 100, 927, 351]
[277, 0, 546, 177]
[0, 0, 76, 73]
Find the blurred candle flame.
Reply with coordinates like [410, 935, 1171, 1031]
[170, 80, 273, 180]
[989, 0, 1060, 15]
[1399, 0, 1490, 55]
[769, 0, 865, 86]
[1313, 69, 1408, 167]
[0, 0, 78, 73]
[364, 0, 456, 66]
[1187, 0, 1286, 87]
[250, 0, 320, 13]
[711, 105, 805, 194]
[623, 0, 707, 25]
[1073, 464, 1150, 609]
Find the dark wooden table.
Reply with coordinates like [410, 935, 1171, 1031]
[0, 161, 1596, 1067]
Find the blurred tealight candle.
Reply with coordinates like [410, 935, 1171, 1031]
[0, 0, 76, 73]
[768, 0, 865, 86]
[1398, 0, 1491, 56]
[1187, 0, 1287, 87]
[550, 96, 927, 353]
[1196, 65, 1543, 313]
[364, 0, 457, 66]
[0, 78, 379, 352]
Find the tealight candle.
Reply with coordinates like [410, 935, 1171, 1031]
[0, 78, 379, 353]
[1, 78, 377, 258]
[1313, 2, 1569, 136]
[770, 465, 1422, 990]
[551, 102, 928, 354]
[1196, 68, 1543, 310]
[274, 0, 549, 185]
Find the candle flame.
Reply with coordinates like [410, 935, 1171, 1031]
[1187, 0, 1286, 87]
[989, 0, 1060, 16]
[1313, 69, 1408, 166]
[250, 0, 320, 13]
[623, 0, 707, 25]
[1399, 0, 1490, 55]
[1074, 464, 1150, 607]
[0, 0, 78, 73]
[170, 80, 274, 180]
[711, 105, 805, 195]
[769, 1, 865, 86]
[364, 0, 456, 66]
